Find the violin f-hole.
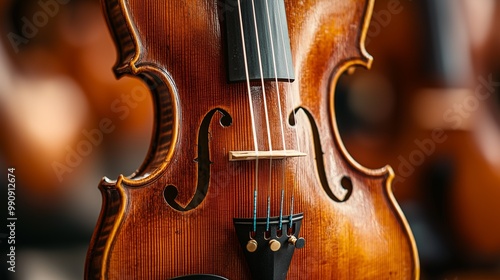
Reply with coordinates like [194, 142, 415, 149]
[164, 108, 232, 211]
[289, 107, 353, 203]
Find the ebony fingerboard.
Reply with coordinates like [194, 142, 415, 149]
[224, 0, 295, 83]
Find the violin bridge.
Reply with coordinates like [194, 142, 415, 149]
[229, 150, 306, 161]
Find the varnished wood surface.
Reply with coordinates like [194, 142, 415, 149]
[85, 0, 419, 279]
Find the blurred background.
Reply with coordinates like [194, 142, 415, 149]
[0, 0, 500, 279]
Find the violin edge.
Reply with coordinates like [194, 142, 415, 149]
[99, 0, 181, 186]
[326, 0, 420, 278]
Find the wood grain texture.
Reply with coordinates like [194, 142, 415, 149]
[85, 0, 420, 279]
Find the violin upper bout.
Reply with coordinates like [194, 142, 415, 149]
[101, 0, 186, 186]
[101, 0, 140, 77]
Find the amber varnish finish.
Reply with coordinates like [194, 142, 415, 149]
[85, 0, 420, 279]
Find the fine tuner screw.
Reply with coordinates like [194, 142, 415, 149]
[288, 235, 305, 249]
[246, 239, 258, 253]
[269, 239, 281, 252]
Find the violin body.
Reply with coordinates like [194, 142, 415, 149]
[85, 0, 419, 279]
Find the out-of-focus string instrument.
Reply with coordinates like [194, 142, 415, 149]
[85, 0, 419, 279]
[393, 0, 500, 261]
[421, 0, 500, 259]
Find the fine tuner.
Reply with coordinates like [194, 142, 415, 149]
[245, 235, 305, 253]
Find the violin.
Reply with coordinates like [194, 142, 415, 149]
[85, 0, 419, 279]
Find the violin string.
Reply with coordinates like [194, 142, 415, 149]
[264, 0, 287, 230]
[250, 0, 274, 232]
[237, 0, 259, 233]
[276, 0, 300, 230]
